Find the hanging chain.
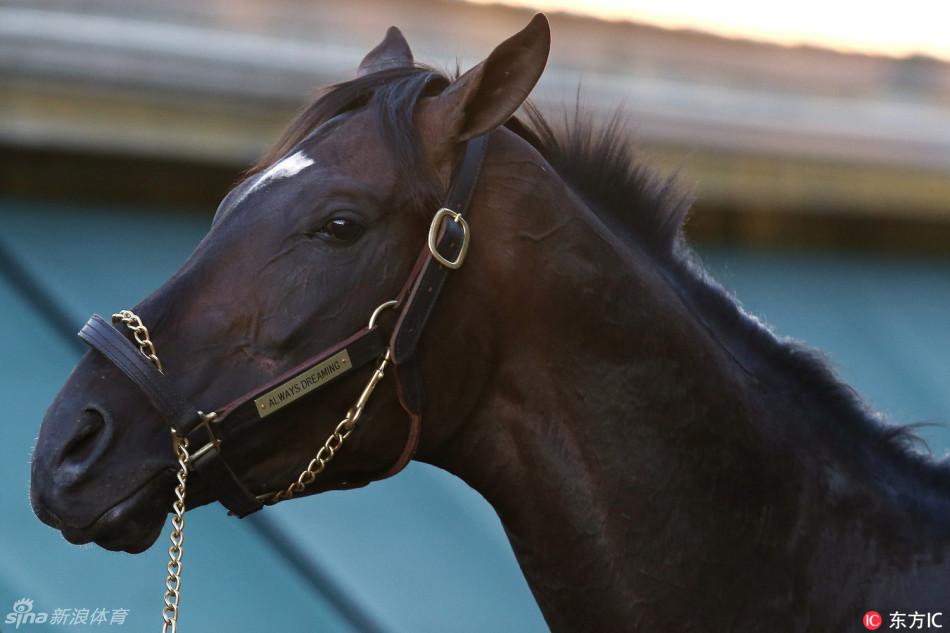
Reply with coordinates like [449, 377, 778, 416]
[266, 350, 391, 504]
[112, 311, 189, 633]
[113, 310, 164, 373]
[162, 434, 189, 633]
[111, 301, 398, 629]
[263, 300, 397, 505]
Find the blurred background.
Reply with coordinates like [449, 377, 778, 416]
[2, 1, 949, 631]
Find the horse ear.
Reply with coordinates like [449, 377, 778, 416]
[431, 13, 550, 142]
[358, 26, 414, 77]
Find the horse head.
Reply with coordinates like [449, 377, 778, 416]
[31, 15, 552, 553]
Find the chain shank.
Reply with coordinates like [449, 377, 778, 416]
[113, 310, 164, 373]
[112, 307, 394, 632]
[265, 351, 391, 504]
[113, 313, 189, 633]
[162, 435, 189, 633]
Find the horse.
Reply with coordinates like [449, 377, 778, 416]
[30, 14, 950, 633]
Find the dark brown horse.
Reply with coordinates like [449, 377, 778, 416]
[30, 14, 950, 632]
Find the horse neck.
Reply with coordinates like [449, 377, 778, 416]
[417, 136, 950, 632]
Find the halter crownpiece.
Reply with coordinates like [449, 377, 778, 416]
[75, 134, 490, 632]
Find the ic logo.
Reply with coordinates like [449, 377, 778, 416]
[863, 611, 883, 630]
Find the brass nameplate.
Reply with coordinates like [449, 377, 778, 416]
[255, 349, 352, 418]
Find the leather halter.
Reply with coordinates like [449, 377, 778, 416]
[78, 134, 490, 517]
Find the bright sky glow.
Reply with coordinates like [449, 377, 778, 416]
[466, 0, 950, 61]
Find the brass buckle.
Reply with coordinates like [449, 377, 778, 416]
[187, 411, 220, 466]
[427, 207, 470, 270]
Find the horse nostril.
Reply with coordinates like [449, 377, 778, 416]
[60, 408, 106, 465]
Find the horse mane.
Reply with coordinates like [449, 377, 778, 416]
[252, 66, 950, 506]
[514, 98, 950, 511]
[514, 96, 950, 508]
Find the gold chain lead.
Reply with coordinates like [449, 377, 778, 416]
[162, 434, 189, 633]
[113, 310, 164, 373]
[266, 349, 391, 504]
[112, 303, 397, 629]
[112, 311, 188, 633]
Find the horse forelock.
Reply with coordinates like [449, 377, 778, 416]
[247, 66, 448, 214]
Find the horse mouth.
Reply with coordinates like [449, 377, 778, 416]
[58, 471, 174, 554]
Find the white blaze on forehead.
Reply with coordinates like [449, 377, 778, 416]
[232, 150, 314, 207]
[249, 150, 314, 192]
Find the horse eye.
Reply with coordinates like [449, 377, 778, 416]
[319, 218, 365, 242]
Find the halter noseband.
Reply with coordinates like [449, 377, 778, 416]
[77, 133, 490, 517]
